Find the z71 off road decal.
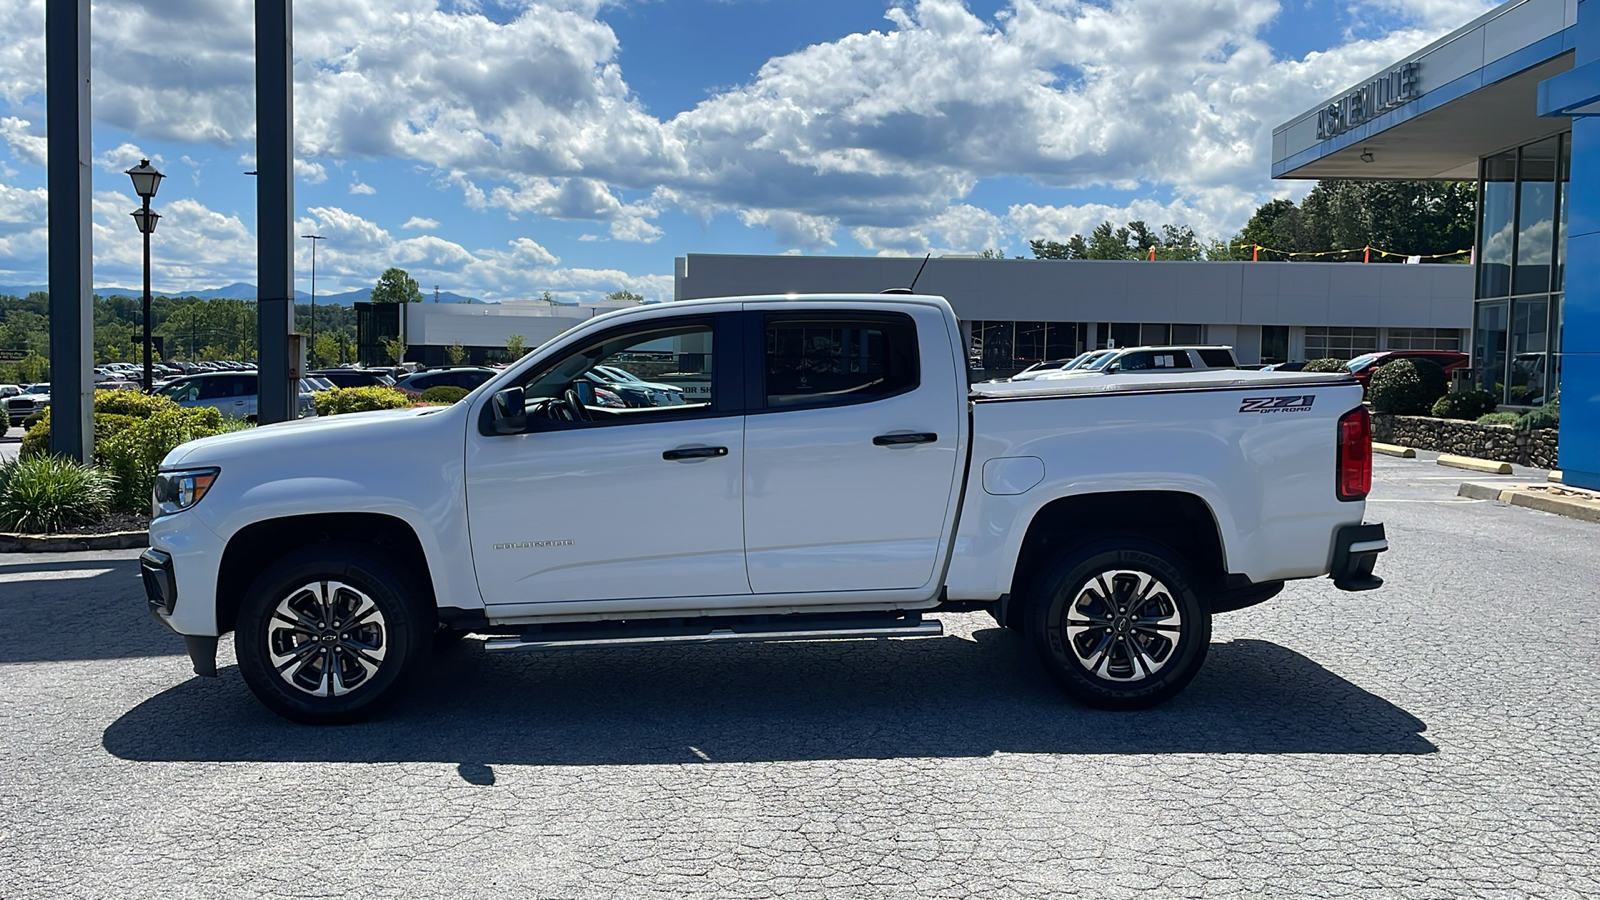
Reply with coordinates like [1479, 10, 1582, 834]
[1239, 395, 1316, 414]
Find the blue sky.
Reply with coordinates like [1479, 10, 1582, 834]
[0, 0, 1497, 302]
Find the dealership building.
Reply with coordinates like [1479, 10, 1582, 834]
[673, 253, 1472, 372]
[1274, 0, 1599, 488]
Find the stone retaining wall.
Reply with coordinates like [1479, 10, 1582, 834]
[1371, 414, 1558, 469]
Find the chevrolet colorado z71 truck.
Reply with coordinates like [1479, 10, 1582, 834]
[140, 294, 1386, 723]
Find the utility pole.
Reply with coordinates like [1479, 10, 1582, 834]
[434, 284, 440, 303]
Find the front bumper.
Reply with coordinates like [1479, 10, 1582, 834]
[139, 546, 219, 677]
[1330, 523, 1387, 592]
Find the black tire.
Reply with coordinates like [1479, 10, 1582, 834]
[1025, 537, 1211, 710]
[235, 545, 433, 725]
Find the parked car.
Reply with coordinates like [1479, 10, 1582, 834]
[311, 369, 398, 389]
[5, 383, 50, 427]
[141, 293, 1385, 724]
[156, 372, 316, 420]
[1007, 358, 1080, 381]
[1343, 350, 1469, 389]
[1038, 345, 1238, 379]
[587, 365, 686, 407]
[393, 367, 497, 397]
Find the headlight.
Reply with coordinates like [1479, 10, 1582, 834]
[152, 468, 220, 518]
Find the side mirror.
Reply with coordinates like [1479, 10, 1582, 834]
[490, 387, 527, 435]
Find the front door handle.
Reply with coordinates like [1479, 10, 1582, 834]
[873, 432, 937, 446]
[663, 446, 729, 460]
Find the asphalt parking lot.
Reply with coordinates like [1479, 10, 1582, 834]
[1, 454, 1597, 899]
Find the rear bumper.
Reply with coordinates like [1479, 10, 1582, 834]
[1330, 523, 1387, 592]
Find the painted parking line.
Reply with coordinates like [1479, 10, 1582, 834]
[0, 568, 114, 583]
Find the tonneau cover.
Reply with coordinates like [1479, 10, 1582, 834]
[969, 369, 1355, 400]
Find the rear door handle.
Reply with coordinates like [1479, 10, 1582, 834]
[663, 446, 729, 460]
[873, 432, 937, 446]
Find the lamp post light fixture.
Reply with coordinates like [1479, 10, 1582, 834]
[301, 234, 325, 366]
[126, 158, 165, 392]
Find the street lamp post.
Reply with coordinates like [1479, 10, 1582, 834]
[301, 233, 324, 366]
[126, 158, 164, 392]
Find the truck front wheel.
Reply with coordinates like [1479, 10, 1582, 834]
[1026, 538, 1210, 710]
[235, 546, 432, 725]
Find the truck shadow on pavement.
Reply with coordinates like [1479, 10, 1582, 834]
[0, 558, 177, 664]
[103, 627, 1435, 764]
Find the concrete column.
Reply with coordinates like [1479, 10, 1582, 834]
[255, 0, 295, 423]
[45, 0, 93, 461]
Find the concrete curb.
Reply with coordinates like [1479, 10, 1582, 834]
[1437, 454, 1513, 475]
[1456, 482, 1600, 524]
[0, 530, 149, 552]
[1372, 442, 1416, 458]
[1506, 490, 1600, 524]
[1457, 482, 1509, 501]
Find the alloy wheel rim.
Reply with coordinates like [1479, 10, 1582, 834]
[1064, 569, 1182, 682]
[267, 580, 388, 697]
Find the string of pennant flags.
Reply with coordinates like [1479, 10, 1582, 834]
[1127, 242, 1474, 262]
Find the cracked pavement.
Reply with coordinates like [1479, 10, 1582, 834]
[1, 454, 1597, 898]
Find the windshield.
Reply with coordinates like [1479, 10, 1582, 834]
[25, 384, 49, 394]
[1059, 352, 1095, 370]
[1084, 351, 1118, 371]
[1344, 354, 1378, 372]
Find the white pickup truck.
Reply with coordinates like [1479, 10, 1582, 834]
[140, 294, 1386, 724]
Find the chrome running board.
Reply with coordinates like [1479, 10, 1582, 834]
[483, 614, 943, 653]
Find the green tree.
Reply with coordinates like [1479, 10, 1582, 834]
[1227, 182, 1474, 262]
[371, 267, 423, 304]
[312, 333, 340, 368]
[382, 335, 407, 364]
[446, 341, 467, 365]
[505, 334, 526, 359]
[604, 290, 645, 303]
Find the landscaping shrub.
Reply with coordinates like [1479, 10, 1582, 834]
[1476, 412, 1521, 426]
[420, 385, 469, 405]
[1515, 392, 1560, 432]
[1302, 358, 1350, 373]
[99, 406, 229, 511]
[1368, 358, 1448, 415]
[21, 393, 237, 511]
[312, 386, 416, 416]
[1431, 389, 1497, 421]
[0, 455, 113, 534]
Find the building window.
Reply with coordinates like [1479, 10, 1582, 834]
[1556, 136, 1570, 293]
[1304, 326, 1378, 360]
[1385, 328, 1462, 351]
[1478, 151, 1516, 299]
[1474, 301, 1508, 397]
[1509, 297, 1549, 406]
[1514, 137, 1558, 297]
[1260, 326, 1289, 365]
[1171, 324, 1204, 345]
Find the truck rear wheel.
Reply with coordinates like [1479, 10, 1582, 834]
[235, 546, 432, 725]
[1025, 538, 1210, 710]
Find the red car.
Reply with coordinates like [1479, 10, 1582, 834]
[1344, 350, 1469, 389]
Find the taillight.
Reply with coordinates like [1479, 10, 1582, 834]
[1337, 406, 1372, 501]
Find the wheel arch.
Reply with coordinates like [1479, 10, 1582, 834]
[215, 512, 437, 636]
[1003, 490, 1227, 629]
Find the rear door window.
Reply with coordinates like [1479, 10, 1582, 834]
[760, 314, 919, 410]
[1114, 351, 1192, 371]
[1196, 349, 1236, 368]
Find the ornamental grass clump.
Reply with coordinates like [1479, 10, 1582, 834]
[312, 386, 416, 416]
[0, 455, 114, 534]
[1476, 412, 1521, 426]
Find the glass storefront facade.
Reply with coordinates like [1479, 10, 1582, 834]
[1474, 133, 1568, 407]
